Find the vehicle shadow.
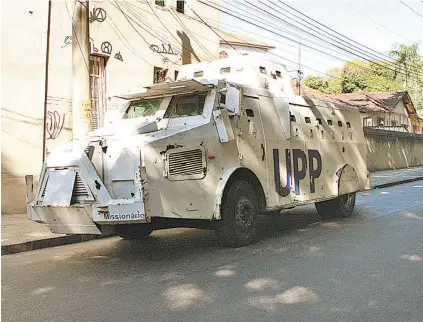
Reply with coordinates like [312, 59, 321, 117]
[76, 205, 321, 265]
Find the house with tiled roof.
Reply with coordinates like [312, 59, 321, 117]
[217, 30, 275, 60]
[291, 80, 421, 134]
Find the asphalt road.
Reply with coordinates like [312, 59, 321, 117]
[2, 181, 423, 322]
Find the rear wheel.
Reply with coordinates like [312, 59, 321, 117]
[315, 193, 356, 220]
[215, 180, 259, 247]
[117, 224, 154, 240]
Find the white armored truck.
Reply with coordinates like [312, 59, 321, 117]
[27, 57, 370, 247]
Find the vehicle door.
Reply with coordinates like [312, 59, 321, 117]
[236, 91, 267, 196]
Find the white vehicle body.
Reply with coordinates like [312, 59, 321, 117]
[27, 57, 369, 245]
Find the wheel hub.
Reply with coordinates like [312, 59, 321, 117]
[235, 198, 255, 231]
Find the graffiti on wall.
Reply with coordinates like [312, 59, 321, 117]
[46, 111, 65, 140]
[149, 43, 179, 55]
[114, 51, 123, 61]
[89, 7, 106, 23]
[100, 41, 112, 55]
[61, 36, 123, 62]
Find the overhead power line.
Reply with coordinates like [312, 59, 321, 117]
[249, 1, 423, 78]
[123, 1, 215, 62]
[168, 7, 216, 61]
[183, 0, 239, 52]
[113, 1, 180, 65]
[352, 8, 418, 44]
[400, 0, 423, 19]
[276, 1, 401, 64]
[198, 0, 423, 80]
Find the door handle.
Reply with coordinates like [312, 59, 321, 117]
[261, 143, 265, 161]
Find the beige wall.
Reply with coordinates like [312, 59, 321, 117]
[1, 0, 49, 214]
[1, 0, 221, 214]
[365, 128, 423, 171]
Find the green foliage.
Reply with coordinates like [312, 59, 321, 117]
[389, 44, 423, 88]
[408, 88, 423, 112]
[303, 43, 423, 109]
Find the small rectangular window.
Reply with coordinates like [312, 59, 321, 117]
[155, 0, 165, 7]
[220, 67, 231, 74]
[194, 71, 203, 78]
[316, 118, 322, 125]
[305, 117, 311, 123]
[327, 120, 333, 126]
[338, 121, 343, 127]
[176, 0, 184, 13]
[363, 118, 373, 127]
[275, 70, 282, 78]
[220, 93, 226, 105]
[290, 113, 296, 122]
[154, 66, 168, 84]
[259, 66, 267, 74]
[174, 70, 179, 80]
[346, 121, 351, 128]
[246, 109, 254, 117]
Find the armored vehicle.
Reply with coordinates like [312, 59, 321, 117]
[27, 57, 369, 247]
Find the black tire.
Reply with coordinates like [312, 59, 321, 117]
[216, 180, 259, 247]
[117, 224, 154, 240]
[315, 193, 356, 220]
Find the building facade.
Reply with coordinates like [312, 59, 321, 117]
[1, 0, 222, 213]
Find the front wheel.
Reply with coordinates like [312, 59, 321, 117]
[117, 224, 154, 240]
[215, 180, 259, 247]
[315, 193, 356, 220]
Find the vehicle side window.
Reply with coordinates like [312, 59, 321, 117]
[164, 93, 207, 118]
[124, 98, 162, 119]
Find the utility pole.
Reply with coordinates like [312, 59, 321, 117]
[72, 0, 91, 141]
[297, 37, 302, 96]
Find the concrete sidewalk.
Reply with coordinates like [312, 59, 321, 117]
[2, 166, 423, 255]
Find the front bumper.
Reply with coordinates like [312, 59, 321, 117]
[28, 145, 149, 235]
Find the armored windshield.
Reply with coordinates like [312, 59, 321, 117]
[164, 93, 207, 118]
[124, 98, 163, 119]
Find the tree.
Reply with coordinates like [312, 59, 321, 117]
[389, 43, 423, 88]
[389, 44, 423, 111]
[302, 43, 423, 111]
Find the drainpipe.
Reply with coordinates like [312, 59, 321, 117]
[42, 0, 52, 162]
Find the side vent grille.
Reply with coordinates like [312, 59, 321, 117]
[41, 179, 48, 198]
[71, 173, 93, 203]
[166, 148, 205, 180]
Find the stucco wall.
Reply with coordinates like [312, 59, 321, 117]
[1, 0, 49, 214]
[1, 0, 221, 214]
[365, 128, 423, 171]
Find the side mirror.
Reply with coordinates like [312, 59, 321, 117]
[225, 86, 240, 115]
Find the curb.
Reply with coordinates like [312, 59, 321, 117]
[1, 234, 106, 256]
[371, 176, 423, 189]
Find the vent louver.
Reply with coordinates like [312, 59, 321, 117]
[71, 173, 92, 203]
[166, 148, 205, 180]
